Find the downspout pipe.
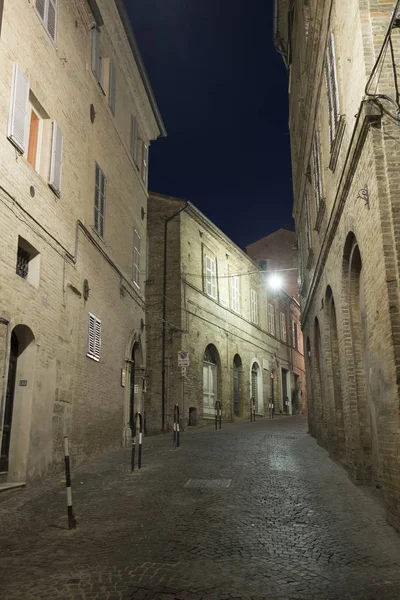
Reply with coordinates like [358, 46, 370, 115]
[161, 202, 188, 432]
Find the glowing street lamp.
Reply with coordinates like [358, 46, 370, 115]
[268, 273, 283, 290]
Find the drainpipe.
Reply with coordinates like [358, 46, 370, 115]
[161, 202, 188, 432]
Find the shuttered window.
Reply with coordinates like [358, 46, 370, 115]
[280, 312, 287, 342]
[8, 64, 29, 153]
[205, 255, 217, 299]
[231, 275, 240, 313]
[312, 132, 323, 211]
[251, 289, 258, 325]
[130, 116, 139, 165]
[87, 313, 101, 361]
[94, 163, 105, 238]
[35, 0, 57, 43]
[325, 32, 340, 148]
[292, 320, 298, 350]
[141, 143, 148, 185]
[108, 60, 116, 115]
[133, 229, 141, 288]
[91, 28, 102, 86]
[49, 121, 63, 196]
[268, 303, 275, 336]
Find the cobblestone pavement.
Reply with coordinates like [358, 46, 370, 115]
[1, 416, 400, 599]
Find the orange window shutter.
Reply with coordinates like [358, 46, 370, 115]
[27, 111, 39, 168]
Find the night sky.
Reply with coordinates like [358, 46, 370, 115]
[126, 1, 293, 249]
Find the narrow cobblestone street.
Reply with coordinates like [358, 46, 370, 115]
[1, 416, 400, 600]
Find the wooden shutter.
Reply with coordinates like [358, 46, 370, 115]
[91, 28, 100, 80]
[108, 60, 116, 115]
[133, 229, 141, 287]
[8, 64, 29, 153]
[49, 121, 63, 195]
[94, 163, 105, 237]
[35, 0, 46, 22]
[87, 313, 101, 361]
[141, 143, 148, 184]
[131, 116, 138, 164]
[47, 0, 57, 42]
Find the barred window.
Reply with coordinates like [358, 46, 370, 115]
[312, 132, 323, 211]
[325, 32, 340, 147]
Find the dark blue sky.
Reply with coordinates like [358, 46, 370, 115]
[127, 1, 293, 249]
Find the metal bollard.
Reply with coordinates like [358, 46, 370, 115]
[173, 404, 180, 448]
[63, 436, 77, 530]
[214, 400, 222, 430]
[131, 412, 143, 471]
[250, 398, 256, 422]
[269, 402, 274, 419]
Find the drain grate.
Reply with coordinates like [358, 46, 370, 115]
[184, 478, 232, 489]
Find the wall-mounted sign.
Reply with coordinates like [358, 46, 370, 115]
[178, 351, 189, 367]
[121, 368, 126, 388]
[19, 380, 28, 387]
[134, 384, 139, 394]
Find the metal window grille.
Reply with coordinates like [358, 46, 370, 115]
[312, 132, 323, 211]
[94, 163, 105, 238]
[325, 32, 340, 147]
[16, 247, 30, 279]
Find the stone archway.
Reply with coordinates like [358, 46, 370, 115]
[0, 324, 36, 482]
[123, 332, 144, 446]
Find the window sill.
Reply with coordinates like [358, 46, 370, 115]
[87, 353, 100, 362]
[92, 227, 105, 242]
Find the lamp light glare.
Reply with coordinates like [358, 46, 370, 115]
[269, 274, 282, 290]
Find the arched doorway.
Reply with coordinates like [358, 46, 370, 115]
[129, 342, 144, 432]
[0, 333, 18, 472]
[251, 361, 263, 414]
[0, 324, 36, 480]
[233, 354, 242, 417]
[203, 344, 220, 417]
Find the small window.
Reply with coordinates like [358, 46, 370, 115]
[16, 236, 40, 287]
[133, 229, 141, 288]
[94, 163, 105, 238]
[108, 59, 116, 115]
[205, 255, 217, 299]
[141, 142, 148, 185]
[292, 320, 299, 350]
[280, 312, 287, 342]
[251, 289, 258, 325]
[91, 28, 104, 90]
[87, 313, 101, 361]
[130, 116, 138, 165]
[325, 32, 340, 147]
[230, 275, 240, 313]
[35, 0, 57, 44]
[268, 303, 275, 336]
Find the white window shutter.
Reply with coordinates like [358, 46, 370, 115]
[91, 28, 100, 79]
[47, 0, 57, 42]
[88, 313, 96, 358]
[108, 60, 116, 115]
[94, 318, 101, 360]
[49, 121, 63, 195]
[8, 64, 29, 153]
[35, 0, 46, 22]
[141, 143, 148, 184]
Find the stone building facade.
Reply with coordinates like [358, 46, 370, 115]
[0, 0, 165, 484]
[246, 228, 299, 300]
[145, 193, 306, 433]
[274, 0, 400, 530]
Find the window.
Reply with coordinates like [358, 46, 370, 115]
[8, 64, 63, 193]
[312, 132, 323, 211]
[292, 320, 299, 350]
[141, 142, 148, 185]
[251, 289, 258, 324]
[133, 229, 141, 288]
[280, 312, 287, 342]
[304, 191, 311, 250]
[91, 28, 103, 89]
[87, 313, 101, 361]
[16, 236, 40, 287]
[203, 345, 217, 416]
[205, 255, 217, 299]
[130, 116, 138, 165]
[230, 275, 240, 313]
[94, 163, 105, 238]
[35, 0, 57, 44]
[108, 59, 116, 115]
[268, 303, 275, 336]
[325, 32, 340, 147]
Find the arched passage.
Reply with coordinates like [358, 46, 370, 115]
[1, 324, 36, 481]
[233, 354, 243, 417]
[342, 232, 374, 481]
[326, 286, 346, 462]
[203, 344, 221, 417]
[314, 317, 326, 444]
[250, 360, 263, 414]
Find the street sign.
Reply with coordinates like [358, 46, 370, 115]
[178, 351, 190, 367]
